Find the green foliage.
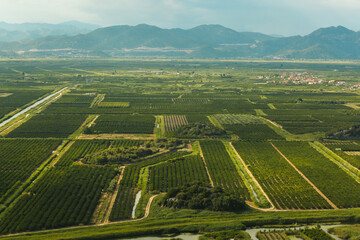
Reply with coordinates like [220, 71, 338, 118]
[0, 90, 49, 119]
[110, 151, 190, 221]
[7, 114, 87, 138]
[0, 139, 61, 201]
[89, 114, 155, 134]
[324, 142, 360, 169]
[83, 146, 157, 165]
[327, 125, 360, 140]
[160, 182, 246, 212]
[233, 141, 331, 209]
[174, 123, 227, 139]
[149, 155, 210, 191]
[273, 141, 360, 208]
[224, 124, 284, 140]
[301, 227, 335, 240]
[200, 230, 250, 240]
[200, 141, 249, 199]
[214, 114, 263, 125]
[56, 140, 144, 167]
[0, 165, 116, 234]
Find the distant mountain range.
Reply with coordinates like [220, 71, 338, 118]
[0, 23, 359, 59]
[0, 21, 100, 42]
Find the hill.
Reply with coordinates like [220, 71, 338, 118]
[0, 21, 100, 42]
[0, 24, 359, 59]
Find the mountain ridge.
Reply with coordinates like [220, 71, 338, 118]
[0, 23, 359, 59]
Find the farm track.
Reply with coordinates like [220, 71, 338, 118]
[198, 143, 215, 187]
[77, 133, 155, 140]
[104, 166, 126, 223]
[212, 116, 224, 129]
[51, 141, 75, 167]
[0, 87, 68, 134]
[1, 194, 159, 237]
[270, 142, 338, 210]
[88, 115, 100, 127]
[313, 142, 360, 182]
[229, 142, 275, 210]
[260, 117, 287, 132]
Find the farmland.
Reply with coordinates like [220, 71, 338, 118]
[232, 141, 331, 210]
[88, 114, 155, 134]
[0, 139, 61, 200]
[164, 115, 188, 131]
[6, 114, 87, 138]
[149, 154, 210, 191]
[1, 59, 360, 239]
[200, 140, 250, 198]
[272, 141, 360, 208]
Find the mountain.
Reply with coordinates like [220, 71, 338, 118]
[0, 21, 100, 42]
[258, 26, 360, 59]
[0, 24, 359, 59]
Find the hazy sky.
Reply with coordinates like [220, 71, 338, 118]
[1, 0, 359, 36]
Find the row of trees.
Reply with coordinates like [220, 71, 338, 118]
[160, 182, 246, 212]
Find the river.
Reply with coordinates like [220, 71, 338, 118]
[0, 87, 68, 128]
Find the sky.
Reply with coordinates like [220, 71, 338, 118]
[0, 0, 359, 36]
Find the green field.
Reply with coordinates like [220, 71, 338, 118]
[1, 59, 360, 239]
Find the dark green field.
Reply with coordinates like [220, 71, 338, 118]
[1, 59, 360, 240]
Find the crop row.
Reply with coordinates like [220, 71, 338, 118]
[273, 141, 360, 208]
[41, 99, 256, 115]
[323, 142, 360, 169]
[213, 114, 263, 125]
[55, 94, 95, 104]
[0, 139, 61, 200]
[149, 154, 209, 191]
[56, 140, 144, 167]
[109, 151, 190, 221]
[233, 141, 331, 210]
[98, 102, 130, 108]
[200, 140, 249, 199]
[0, 165, 116, 234]
[89, 114, 155, 134]
[7, 114, 87, 138]
[164, 115, 188, 131]
[224, 124, 284, 141]
[0, 90, 48, 119]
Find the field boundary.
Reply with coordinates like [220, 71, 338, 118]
[270, 142, 338, 210]
[69, 115, 99, 140]
[1, 194, 159, 238]
[0, 87, 69, 136]
[228, 142, 274, 209]
[104, 166, 126, 223]
[207, 115, 224, 129]
[0, 140, 69, 220]
[224, 142, 271, 208]
[311, 142, 360, 184]
[198, 142, 215, 187]
[77, 133, 155, 140]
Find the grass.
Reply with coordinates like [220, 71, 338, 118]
[268, 103, 276, 110]
[223, 141, 270, 208]
[311, 142, 360, 183]
[98, 102, 130, 108]
[329, 225, 360, 240]
[261, 117, 324, 141]
[255, 109, 267, 116]
[0, 140, 67, 219]
[207, 115, 223, 129]
[2, 196, 360, 240]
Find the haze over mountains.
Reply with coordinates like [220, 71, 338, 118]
[0, 23, 359, 59]
[0, 21, 100, 42]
